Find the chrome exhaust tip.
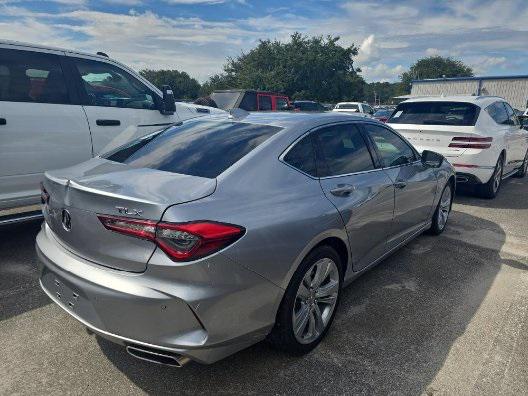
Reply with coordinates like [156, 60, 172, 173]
[126, 345, 191, 367]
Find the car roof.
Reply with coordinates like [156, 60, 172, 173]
[336, 102, 362, 105]
[208, 111, 369, 130]
[0, 39, 113, 62]
[401, 95, 506, 108]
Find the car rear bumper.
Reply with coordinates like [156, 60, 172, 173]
[36, 223, 282, 364]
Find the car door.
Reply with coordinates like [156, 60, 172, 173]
[363, 123, 437, 249]
[485, 101, 518, 174]
[0, 46, 92, 215]
[67, 55, 181, 155]
[503, 102, 527, 169]
[315, 123, 395, 271]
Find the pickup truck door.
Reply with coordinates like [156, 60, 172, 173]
[0, 46, 92, 215]
[66, 55, 182, 155]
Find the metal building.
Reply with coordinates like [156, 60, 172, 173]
[410, 75, 528, 111]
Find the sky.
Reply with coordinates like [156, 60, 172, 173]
[0, 0, 527, 83]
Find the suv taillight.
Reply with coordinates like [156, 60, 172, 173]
[98, 215, 245, 262]
[449, 136, 492, 149]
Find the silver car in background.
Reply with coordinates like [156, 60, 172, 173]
[37, 112, 455, 366]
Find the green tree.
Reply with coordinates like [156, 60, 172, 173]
[399, 56, 474, 94]
[364, 82, 402, 105]
[139, 69, 201, 100]
[201, 32, 365, 103]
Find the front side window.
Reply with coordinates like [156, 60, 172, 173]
[74, 59, 156, 110]
[364, 124, 416, 167]
[485, 102, 510, 125]
[363, 104, 374, 114]
[258, 95, 272, 111]
[388, 101, 480, 126]
[283, 134, 317, 176]
[503, 102, 519, 126]
[314, 124, 374, 177]
[105, 120, 282, 178]
[0, 48, 69, 104]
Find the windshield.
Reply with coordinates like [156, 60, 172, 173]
[388, 101, 480, 126]
[105, 120, 282, 178]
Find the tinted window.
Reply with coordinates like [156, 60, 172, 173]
[0, 48, 69, 104]
[485, 102, 510, 125]
[388, 101, 479, 126]
[337, 103, 359, 111]
[284, 135, 316, 176]
[503, 102, 519, 126]
[74, 59, 156, 110]
[259, 95, 272, 110]
[363, 104, 374, 114]
[365, 124, 416, 167]
[315, 124, 374, 177]
[374, 109, 392, 117]
[105, 120, 282, 178]
[239, 92, 257, 111]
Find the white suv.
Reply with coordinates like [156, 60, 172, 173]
[387, 96, 528, 198]
[0, 40, 223, 224]
[332, 102, 374, 117]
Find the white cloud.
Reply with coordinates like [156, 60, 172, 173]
[360, 64, 406, 82]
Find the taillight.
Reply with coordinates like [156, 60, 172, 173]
[98, 215, 245, 262]
[449, 136, 492, 149]
[40, 182, 50, 205]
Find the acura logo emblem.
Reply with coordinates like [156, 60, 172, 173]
[61, 209, 72, 231]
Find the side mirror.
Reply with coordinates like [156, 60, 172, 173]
[160, 85, 176, 115]
[421, 150, 444, 168]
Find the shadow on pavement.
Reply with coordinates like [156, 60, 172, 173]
[455, 177, 528, 210]
[0, 220, 50, 321]
[98, 210, 521, 394]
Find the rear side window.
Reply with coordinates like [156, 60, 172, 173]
[258, 95, 272, 110]
[73, 58, 156, 110]
[283, 135, 317, 176]
[485, 102, 510, 125]
[0, 48, 70, 104]
[314, 124, 374, 177]
[105, 120, 282, 178]
[388, 101, 479, 126]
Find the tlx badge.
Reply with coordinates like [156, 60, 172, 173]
[116, 206, 143, 216]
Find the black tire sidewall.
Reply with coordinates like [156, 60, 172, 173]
[428, 183, 452, 235]
[269, 245, 343, 355]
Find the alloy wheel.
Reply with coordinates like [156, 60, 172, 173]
[437, 185, 452, 230]
[292, 258, 339, 344]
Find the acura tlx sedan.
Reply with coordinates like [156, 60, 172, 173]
[37, 112, 455, 367]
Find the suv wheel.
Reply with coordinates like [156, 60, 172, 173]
[268, 245, 342, 354]
[477, 155, 503, 199]
[513, 150, 528, 178]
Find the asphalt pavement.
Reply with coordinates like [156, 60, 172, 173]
[1, 177, 527, 395]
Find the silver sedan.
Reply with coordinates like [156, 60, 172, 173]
[37, 112, 455, 366]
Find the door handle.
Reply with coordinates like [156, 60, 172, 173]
[394, 181, 407, 189]
[330, 184, 356, 197]
[0, 118, 6, 125]
[96, 119, 120, 126]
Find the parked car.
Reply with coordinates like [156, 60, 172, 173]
[210, 89, 290, 111]
[37, 112, 455, 366]
[373, 108, 393, 122]
[332, 102, 375, 117]
[387, 96, 528, 198]
[0, 40, 222, 225]
[292, 100, 326, 112]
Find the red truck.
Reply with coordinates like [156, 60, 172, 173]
[210, 90, 291, 111]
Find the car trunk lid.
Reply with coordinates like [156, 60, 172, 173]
[42, 158, 216, 272]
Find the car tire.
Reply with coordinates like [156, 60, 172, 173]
[513, 150, 528, 178]
[268, 245, 343, 355]
[427, 182, 453, 235]
[477, 155, 504, 199]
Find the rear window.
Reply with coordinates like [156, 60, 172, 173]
[105, 120, 282, 178]
[336, 103, 359, 111]
[388, 101, 480, 126]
